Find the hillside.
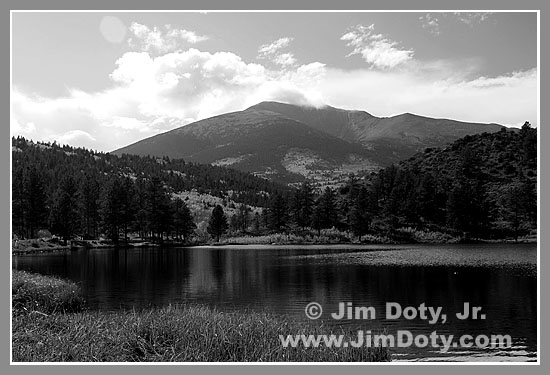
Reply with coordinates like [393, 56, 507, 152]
[12, 137, 290, 205]
[248, 102, 505, 164]
[114, 101, 506, 185]
[115, 108, 380, 185]
[12, 136, 292, 242]
[355, 123, 537, 239]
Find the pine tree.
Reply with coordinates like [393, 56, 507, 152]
[119, 177, 137, 243]
[12, 166, 26, 238]
[268, 194, 287, 231]
[146, 176, 173, 242]
[80, 174, 100, 239]
[349, 187, 372, 240]
[207, 205, 228, 242]
[173, 198, 196, 242]
[312, 187, 338, 233]
[292, 181, 314, 229]
[237, 203, 251, 233]
[99, 177, 122, 244]
[50, 175, 80, 245]
[23, 166, 49, 238]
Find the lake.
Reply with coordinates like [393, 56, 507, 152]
[12, 243, 537, 362]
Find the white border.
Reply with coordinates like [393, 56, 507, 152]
[9, 9, 541, 366]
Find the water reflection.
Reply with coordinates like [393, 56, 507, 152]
[13, 244, 536, 361]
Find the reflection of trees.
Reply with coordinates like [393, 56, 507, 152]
[16, 246, 536, 352]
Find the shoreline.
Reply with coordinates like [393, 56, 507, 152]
[12, 236, 537, 255]
[12, 270, 391, 362]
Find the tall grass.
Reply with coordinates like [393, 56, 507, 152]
[12, 271, 391, 362]
[13, 305, 391, 362]
[12, 270, 85, 315]
[223, 228, 393, 245]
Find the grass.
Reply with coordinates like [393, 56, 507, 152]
[12, 270, 85, 315]
[12, 238, 69, 254]
[12, 271, 392, 362]
[222, 228, 394, 246]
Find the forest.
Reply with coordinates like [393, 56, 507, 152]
[11, 122, 537, 245]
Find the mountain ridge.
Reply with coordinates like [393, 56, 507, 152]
[113, 101, 506, 185]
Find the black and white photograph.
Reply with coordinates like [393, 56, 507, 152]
[10, 10, 538, 363]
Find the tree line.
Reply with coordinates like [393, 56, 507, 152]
[219, 123, 537, 241]
[11, 137, 290, 244]
[12, 123, 537, 244]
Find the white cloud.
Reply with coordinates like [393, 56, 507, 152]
[128, 22, 208, 54]
[55, 130, 96, 144]
[11, 48, 327, 151]
[258, 37, 293, 56]
[272, 53, 297, 67]
[341, 24, 414, 69]
[419, 14, 441, 36]
[11, 21, 536, 153]
[10, 118, 36, 137]
[257, 37, 297, 67]
[320, 67, 537, 127]
[454, 12, 492, 27]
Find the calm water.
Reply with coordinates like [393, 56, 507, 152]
[13, 243, 537, 362]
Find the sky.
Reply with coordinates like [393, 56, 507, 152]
[11, 11, 538, 152]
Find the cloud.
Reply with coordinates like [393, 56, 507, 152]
[454, 12, 492, 27]
[109, 48, 323, 119]
[419, 14, 441, 36]
[341, 24, 414, 69]
[258, 37, 292, 55]
[56, 130, 96, 144]
[128, 22, 208, 54]
[12, 48, 327, 151]
[11, 25, 535, 152]
[320, 67, 537, 127]
[257, 37, 297, 67]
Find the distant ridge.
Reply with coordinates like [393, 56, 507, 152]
[114, 101, 505, 185]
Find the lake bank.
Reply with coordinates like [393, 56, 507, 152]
[12, 244, 536, 361]
[11, 270, 391, 362]
[12, 230, 536, 254]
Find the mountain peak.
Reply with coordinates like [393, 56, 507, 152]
[246, 101, 328, 111]
[114, 101, 505, 186]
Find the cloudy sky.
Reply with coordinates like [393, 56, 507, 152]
[12, 11, 537, 151]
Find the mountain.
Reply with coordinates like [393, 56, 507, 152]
[12, 136, 291, 208]
[355, 124, 537, 239]
[247, 102, 505, 164]
[114, 108, 380, 185]
[114, 101, 506, 185]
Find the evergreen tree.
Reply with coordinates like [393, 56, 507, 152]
[146, 176, 173, 242]
[268, 194, 288, 231]
[236, 203, 251, 233]
[292, 181, 314, 229]
[340, 174, 361, 229]
[252, 212, 261, 234]
[349, 187, 372, 240]
[99, 177, 122, 244]
[79, 174, 100, 239]
[312, 187, 338, 233]
[12, 167, 26, 238]
[207, 205, 228, 242]
[23, 166, 49, 238]
[119, 177, 137, 243]
[173, 198, 196, 241]
[520, 121, 537, 169]
[50, 175, 80, 245]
